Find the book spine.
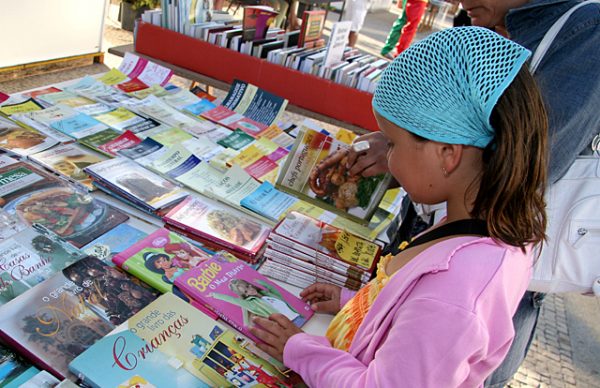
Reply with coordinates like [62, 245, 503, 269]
[264, 248, 363, 289]
[267, 236, 371, 282]
[258, 260, 318, 289]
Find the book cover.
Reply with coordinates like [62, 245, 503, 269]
[0, 256, 159, 379]
[0, 98, 44, 117]
[276, 127, 391, 224]
[69, 329, 205, 388]
[84, 158, 189, 212]
[0, 162, 129, 247]
[242, 5, 278, 42]
[72, 293, 292, 387]
[81, 223, 148, 263]
[0, 342, 39, 387]
[97, 130, 141, 156]
[29, 143, 107, 190]
[163, 196, 270, 258]
[113, 228, 215, 293]
[0, 224, 86, 305]
[240, 181, 298, 222]
[175, 254, 313, 341]
[298, 10, 326, 47]
[216, 128, 255, 150]
[0, 116, 58, 156]
[92, 107, 161, 134]
[49, 112, 109, 140]
[77, 128, 122, 157]
[271, 211, 381, 275]
[221, 80, 288, 127]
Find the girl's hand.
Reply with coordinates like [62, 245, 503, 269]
[300, 283, 342, 314]
[346, 132, 391, 177]
[250, 314, 303, 362]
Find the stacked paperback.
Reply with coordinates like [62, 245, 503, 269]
[260, 211, 382, 290]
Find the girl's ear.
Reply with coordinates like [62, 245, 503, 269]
[437, 143, 464, 176]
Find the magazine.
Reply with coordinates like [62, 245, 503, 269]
[29, 143, 107, 190]
[0, 116, 58, 156]
[175, 254, 313, 341]
[0, 256, 159, 379]
[0, 162, 129, 247]
[113, 228, 215, 293]
[276, 127, 392, 224]
[84, 158, 189, 212]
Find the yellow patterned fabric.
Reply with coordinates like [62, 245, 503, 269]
[326, 254, 394, 351]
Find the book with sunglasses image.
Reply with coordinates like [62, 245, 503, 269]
[70, 292, 295, 388]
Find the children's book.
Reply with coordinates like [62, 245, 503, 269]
[0, 256, 159, 379]
[163, 195, 270, 260]
[113, 228, 215, 293]
[84, 158, 189, 212]
[276, 127, 391, 224]
[0, 116, 58, 156]
[81, 223, 148, 263]
[0, 162, 129, 247]
[70, 293, 294, 388]
[175, 254, 313, 342]
[28, 143, 107, 190]
[0, 224, 86, 305]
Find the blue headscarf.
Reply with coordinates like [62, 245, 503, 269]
[372, 27, 531, 148]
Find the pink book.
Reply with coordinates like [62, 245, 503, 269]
[174, 253, 314, 342]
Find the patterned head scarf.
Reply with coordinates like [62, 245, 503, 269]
[372, 27, 531, 148]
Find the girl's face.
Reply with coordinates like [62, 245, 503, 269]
[154, 255, 172, 269]
[238, 282, 260, 297]
[174, 249, 190, 260]
[376, 112, 446, 205]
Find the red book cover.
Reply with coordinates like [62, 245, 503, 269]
[97, 130, 141, 156]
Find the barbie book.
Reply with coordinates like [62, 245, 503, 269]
[0, 256, 159, 379]
[174, 253, 313, 342]
[113, 228, 215, 293]
[70, 293, 293, 388]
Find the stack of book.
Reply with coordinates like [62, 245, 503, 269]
[162, 195, 271, 263]
[260, 211, 382, 290]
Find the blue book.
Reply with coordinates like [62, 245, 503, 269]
[184, 99, 217, 116]
[50, 112, 108, 139]
[240, 181, 298, 222]
[70, 329, 204, 388]
[81, 223, 149, 263]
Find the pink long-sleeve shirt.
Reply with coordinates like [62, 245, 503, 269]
[283, 236, 533, 387]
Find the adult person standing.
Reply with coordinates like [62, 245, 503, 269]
[348, 0, 600, 386]
[380, 0, 429, 58]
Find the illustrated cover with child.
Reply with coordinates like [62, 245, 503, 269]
[71, 293, 293, 388]
[0, 256, 159, 379]
[276, 127, 391, 224]
[175, 253, 313, 342]
[113, 228, 215, 293]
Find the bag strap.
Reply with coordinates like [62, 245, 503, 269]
[394, 219, 489, 254]
[530, 0, 600, 74]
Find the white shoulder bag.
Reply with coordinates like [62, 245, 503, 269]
[528, 0, 600, 295]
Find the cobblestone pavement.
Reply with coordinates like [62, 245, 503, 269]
[1, 5, 599, 387]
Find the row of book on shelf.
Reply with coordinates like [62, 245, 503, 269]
[0, 53, 404, 386]
[138, 3, 390, 92]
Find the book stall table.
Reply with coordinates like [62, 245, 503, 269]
[108, 22, 380, 134]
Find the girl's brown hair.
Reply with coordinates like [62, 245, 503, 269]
[470, 66, 548, 248]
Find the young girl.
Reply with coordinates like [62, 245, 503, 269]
[249, 27, 548, 386]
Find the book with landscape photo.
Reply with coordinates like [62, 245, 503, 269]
[0, 256, 159, 379]
[84, 157, 189, 213]
[175, 253, 313, 341]
[81, 223, 148, 263]
[113, 228, 215, 293]
[0, 162, 129, 247]
[69, 292, 293, 388]
[276, 127, 392, 224]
